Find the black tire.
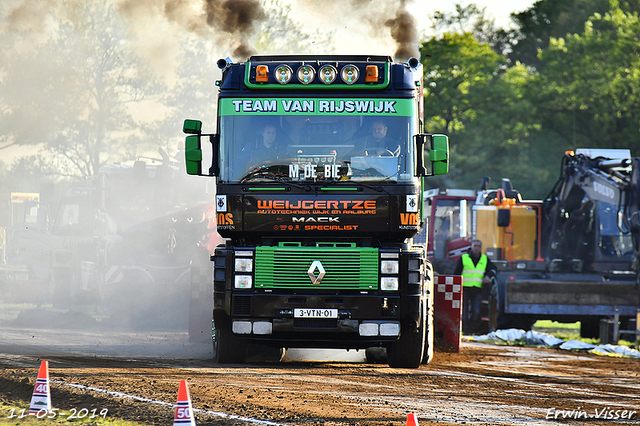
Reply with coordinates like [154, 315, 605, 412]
[247, 344, 286, 363]
[422, 274, 434, 364]
[387, 301, 426, 368]
[364, 347, 387, 364]
[212, 311, 247, 363]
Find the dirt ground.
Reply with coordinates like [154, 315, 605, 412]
[0, 327, 639, 426]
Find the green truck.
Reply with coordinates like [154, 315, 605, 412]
[183, 55, 449, 368]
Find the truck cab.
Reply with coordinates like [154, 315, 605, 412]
[183, 55, 450, 367]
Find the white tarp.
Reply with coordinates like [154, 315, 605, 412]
[466, 329, 640, 359]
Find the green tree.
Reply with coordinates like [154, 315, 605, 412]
[535, 3, 640, 154]
[421, 30, 544, 197]
[509, 0, 640, 69]
[429, 3, 511, 56]
[1, 0, 160, 179]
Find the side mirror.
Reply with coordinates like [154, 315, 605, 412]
[415, 134, 450, 176]
[183, 119, 202, 135]
[429, 134, 449, 175]
[184, 135, 202, 175]
[497, 209, 511, 227]
[183, 119, 218, 176]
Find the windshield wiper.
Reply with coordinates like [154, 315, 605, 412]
[239, 166, 312, 191]
[239, 165, 288, 183]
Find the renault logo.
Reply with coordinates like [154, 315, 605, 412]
[307, 260, 326, 285]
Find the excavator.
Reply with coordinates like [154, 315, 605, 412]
[478, 149, 640, 339]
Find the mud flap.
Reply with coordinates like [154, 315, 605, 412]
[434, 274, 462, 352]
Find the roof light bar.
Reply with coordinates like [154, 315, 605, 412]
[274, 64, 293, 84]
[297, 65, 315, 84]
[340, 64, 359, 85]
[318, 65, 337, 84]
[246, 60, 390, 88]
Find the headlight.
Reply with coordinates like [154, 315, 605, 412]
[380, 260, 399, 274]
[274, 64, 293, 84]
[297, 65, 315, 84]
[380, 277, 399, 291]
[318, 65, 337, 84]
[340, 64, 359, 84]
[235, 258, 253, 272]
[234, 275, 253, 289]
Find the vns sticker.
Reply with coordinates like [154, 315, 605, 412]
[216, 195, 235, 229]
[400, 194, 419, 229]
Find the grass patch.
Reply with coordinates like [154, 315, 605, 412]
[532, 320, 582, 342]
[0, 401, 144, 426]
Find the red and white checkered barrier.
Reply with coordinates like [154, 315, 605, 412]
[434, 275, 463, 352]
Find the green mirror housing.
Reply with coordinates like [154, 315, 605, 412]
[183, 119, 203, 135]
[430, 134, 449, 175]
[184, 135, 202, 175]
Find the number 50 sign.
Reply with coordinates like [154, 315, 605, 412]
[175, 407, 191, 419]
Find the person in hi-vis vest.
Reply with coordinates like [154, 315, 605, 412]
[454, 239, 496, 334]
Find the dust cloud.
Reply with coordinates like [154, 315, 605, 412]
[118, 0, 267, 67]
[118, 0, 420, 65]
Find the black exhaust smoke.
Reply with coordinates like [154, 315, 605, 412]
[385, 5, 419, 62]
[117, 0, 266, 61]
[203, 0, 266, 59]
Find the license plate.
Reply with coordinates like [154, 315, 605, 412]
[294, 308, 338, 318]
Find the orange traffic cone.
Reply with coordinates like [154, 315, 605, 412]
[173, 380, 196, 426]
[28, 360, 52, 415]
[407, 412, 419, 426]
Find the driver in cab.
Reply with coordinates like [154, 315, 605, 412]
[363, 120, 401, 157]
[241, 124, 280, 169]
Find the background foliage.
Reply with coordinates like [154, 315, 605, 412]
[422, 0, 640, 198]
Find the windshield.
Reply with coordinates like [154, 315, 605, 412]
[598, 201, 633, 259]
[430, 198, 474, 258]
[218, 98, 418, 184]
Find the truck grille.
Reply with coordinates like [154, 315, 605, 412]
[255, 245, 378, 290]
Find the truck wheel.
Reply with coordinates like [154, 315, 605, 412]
[422, 275, 435, 364]
[364, 347, 387, 364]
[247, 344, 285, 363]
[421, 297, 434, 364]
[387, 302, 426, 368]
[212, 312, 247, 364]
